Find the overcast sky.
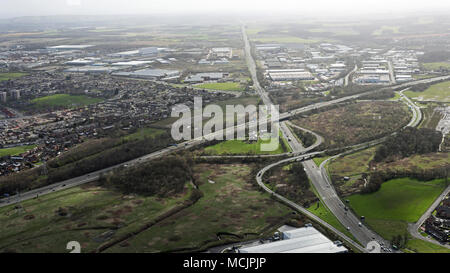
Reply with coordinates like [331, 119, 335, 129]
[0, 0, 449, 18]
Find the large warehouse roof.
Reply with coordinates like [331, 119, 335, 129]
[238, 227, 347, 253]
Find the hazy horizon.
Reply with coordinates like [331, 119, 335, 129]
[1, 0, 450, 19]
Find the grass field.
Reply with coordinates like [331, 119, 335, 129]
[372, 26, 400, 36]
[404, 81, 450, 102]
[404, 239, 450, 253]
[0, 145, 37, 157]
[31, 94, 103, 108]
[347, 178, 447, 239]
[105, 164, 293, 252]
[0, 72, 26, 82]
[203, 132, 290, 155]
[329, 147, 376, 177]
[0, 183, 192, 253]
[422, 62, 450, 71]
[195, 82, 245, 91]
[251, 36, 320, 44]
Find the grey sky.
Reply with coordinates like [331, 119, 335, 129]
[0, 0, 449, 18]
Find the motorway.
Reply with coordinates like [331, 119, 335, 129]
[242, 25, 380, 252]
[1, 26, 449, 254]
[399, 89, 423, 128]
[344, 64, 358, 86]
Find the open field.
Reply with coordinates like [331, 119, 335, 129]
[0, 145, 37, 157]
[105, 164, 293, 252]
[195, 82, 245, 92]
[0, 182, 192, 253]
[329, 147, 449, 195]
[372, 26, 401, 36]
[422, 62, 450, 71]
[292, 101, 410, 148]
[251, 36, 321, 44]
[376, 152, 450, 173]
[31, 94, 103, 108]
[150, 95, 261, 128]
[347, 178, 447, 239]
[404, 238, 450, 253]
[0, 72, 27, 82]
[203, 133, 290, 155]
[404, 81, 450, 102]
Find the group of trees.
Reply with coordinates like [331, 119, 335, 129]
[362, 165, 449, 194]
[288, 163, 309, 190]
[373, 127, 442, 163]
[101, 155, 194, 197]
[360, 89, 395, 100]
[291, 126, 317, 148]
[0, 130, 173, 195]
[391, 233, 409, 249]
[293, 101, 410, 149]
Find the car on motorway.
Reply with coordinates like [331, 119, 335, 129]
[358, 222, 362, 227]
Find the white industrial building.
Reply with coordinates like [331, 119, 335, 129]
[267, 69, 314, 81]
[184, 72, 227, 83]
[238, 226, 347, 253]
[210, 47, 233, 59]
[47, 45, 94, 51]
[113, 68, 180, 81]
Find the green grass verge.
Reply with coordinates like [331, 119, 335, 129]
[404, 239, 450, 253]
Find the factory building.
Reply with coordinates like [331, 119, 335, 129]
[47, 45, 94, 51]
[238, 226, 348, 253]
[113, 68, 180, 81]
[184, 72, 227, 83]
[210, 48, 233, 59]
[267, 69, 314, 81]
[355, 74, 390, 84]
